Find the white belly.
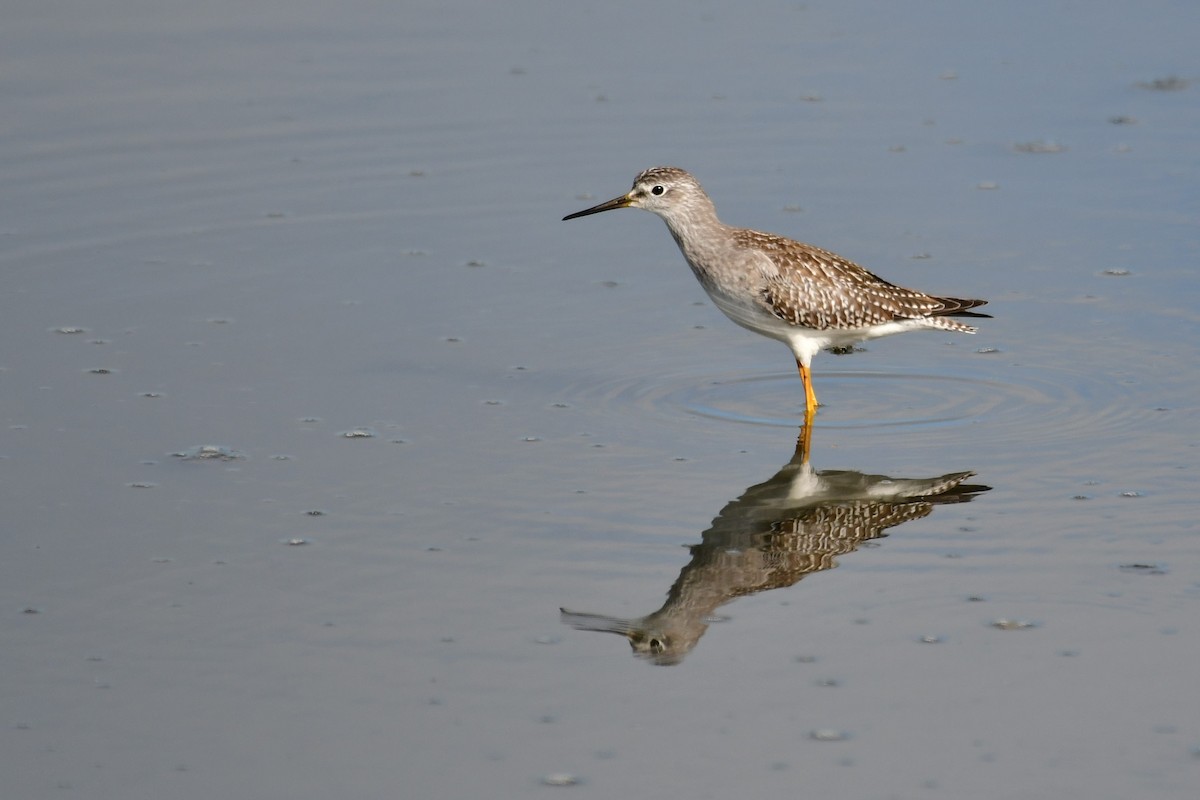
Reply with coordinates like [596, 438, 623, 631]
[706, 288, 932, 366]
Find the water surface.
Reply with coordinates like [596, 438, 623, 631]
[2, 2, 1198, 798]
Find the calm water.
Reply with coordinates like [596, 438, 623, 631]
[3, 2, 1198, 798]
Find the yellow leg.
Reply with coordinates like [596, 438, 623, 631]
[796, 358, 818, 416]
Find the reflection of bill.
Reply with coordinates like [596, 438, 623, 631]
[562, 431, 989, 665]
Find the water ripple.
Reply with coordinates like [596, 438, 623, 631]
[561, 358, 1159, 446]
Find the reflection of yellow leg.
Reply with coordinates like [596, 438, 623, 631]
[796, 358, 818, 416]
[796, 408, 813, 465]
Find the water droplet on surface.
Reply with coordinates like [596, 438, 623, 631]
[339, 428, 377, 439]
[810, 729, 850, 742]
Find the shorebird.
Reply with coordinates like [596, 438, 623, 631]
[563, 167, 989, 417]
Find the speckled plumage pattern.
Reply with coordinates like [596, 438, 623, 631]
[563, 166, 989, 415]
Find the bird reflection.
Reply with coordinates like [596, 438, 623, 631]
[561, 430, 988, 665]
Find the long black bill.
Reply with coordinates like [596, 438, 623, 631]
[562, 194, 632, 221]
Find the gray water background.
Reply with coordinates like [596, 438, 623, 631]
[2, 1, 1198, 797]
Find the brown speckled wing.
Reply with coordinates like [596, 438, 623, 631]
[734, 229, 984, 330]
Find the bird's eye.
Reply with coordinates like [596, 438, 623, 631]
[651, 185, 665, 196]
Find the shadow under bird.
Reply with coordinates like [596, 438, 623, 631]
[563, 167, 989, 419]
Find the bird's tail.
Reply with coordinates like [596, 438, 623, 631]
[935, 296, 990, 319]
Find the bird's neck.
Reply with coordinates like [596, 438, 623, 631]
[659, 204, 734, 284]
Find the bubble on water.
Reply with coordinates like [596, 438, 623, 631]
[1119, 563, 1166, 576]
[1013, 140, 1067, 154]
[1137, 76, 1188, 91]
[810, 729, 850, 742]
[990, 618, 1038, 631]
[540, 773, 582, 786]
[172, 445, 245, 461]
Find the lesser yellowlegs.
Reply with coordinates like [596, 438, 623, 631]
[563, 167, 989, 418]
